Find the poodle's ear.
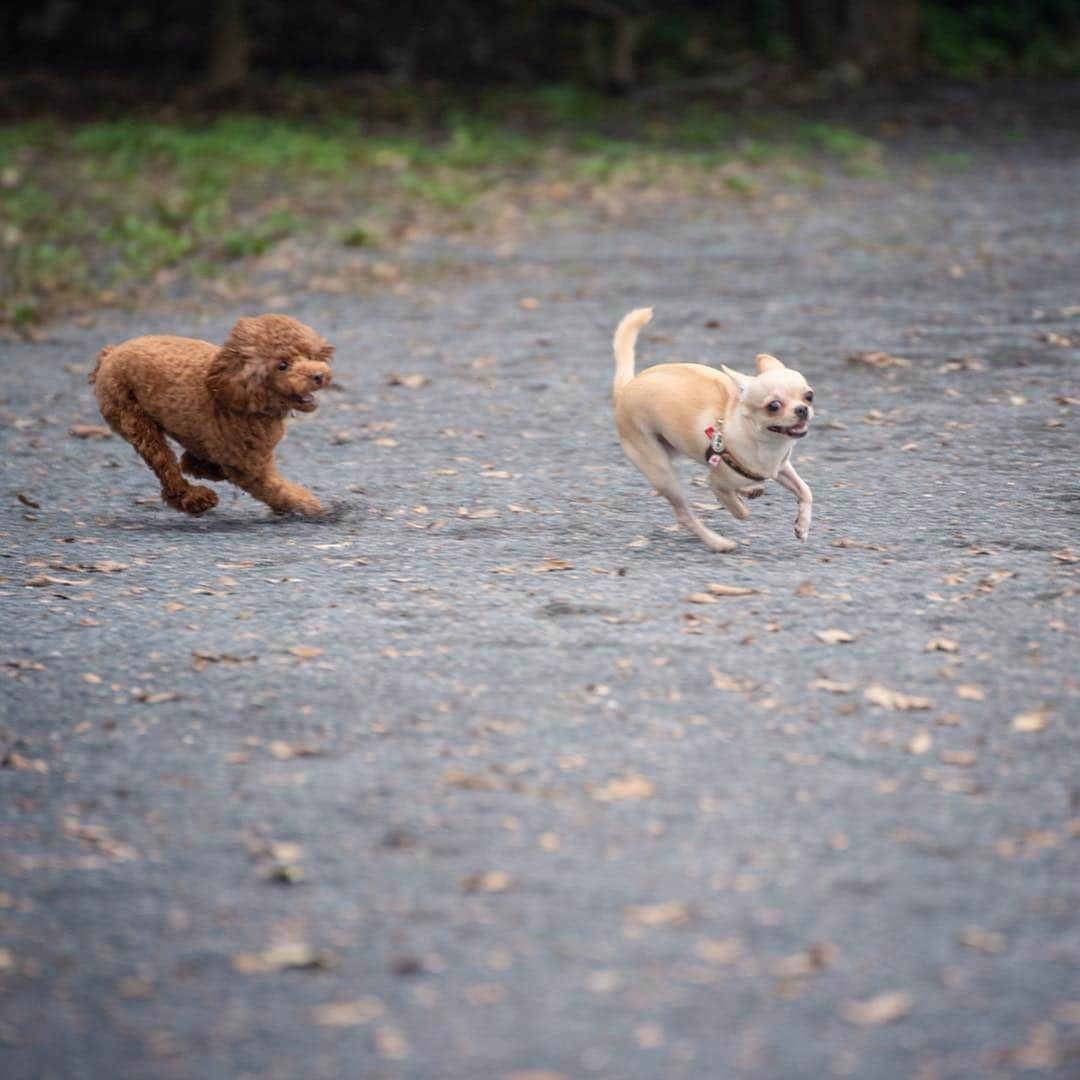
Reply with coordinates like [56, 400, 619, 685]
[754, 353, 785, 374]
[207, 317, 272, 413]
[315, 342, 334, 364]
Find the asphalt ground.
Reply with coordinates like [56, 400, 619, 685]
[2, 100, 1079, 1079]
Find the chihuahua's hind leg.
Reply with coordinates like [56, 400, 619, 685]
[620, 435, 737, 553]
[715, 489, 750, 520]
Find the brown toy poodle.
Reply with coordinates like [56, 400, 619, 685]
[91, 313, 333, 517]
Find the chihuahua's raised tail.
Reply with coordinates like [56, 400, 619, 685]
[612, 307, 653, 403]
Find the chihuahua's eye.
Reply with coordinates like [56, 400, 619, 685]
[805, 391, 814, 403]
[277, 359, 290, 371]
[766, 400, 782, 413]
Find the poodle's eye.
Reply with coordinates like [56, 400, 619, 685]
[805, 391, 814, 403]
[766, 400, 782, 413]
[277, 359, 290, 371]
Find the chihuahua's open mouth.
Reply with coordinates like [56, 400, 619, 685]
[770, 420, 809, 438]
[290, 393, 318, 412]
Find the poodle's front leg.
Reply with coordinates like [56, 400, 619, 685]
[225, 460, 324, 516]
[106, 407, 218, 515]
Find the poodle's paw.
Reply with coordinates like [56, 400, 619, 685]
[180, 452, 226, 481]
[165, 485, 218, 516]
[275, 492, 325, 517]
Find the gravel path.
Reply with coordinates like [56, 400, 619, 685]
[2, 97, 1079, 1079]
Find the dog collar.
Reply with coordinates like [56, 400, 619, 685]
[704, 423, 767, 483]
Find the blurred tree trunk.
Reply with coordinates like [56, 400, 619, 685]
[570, 0, 650, 91]
[790, 0, 843, 68]
[790, 0, 919, 74]
[207, 0, 249, 91]
[849, 0, 919, 74]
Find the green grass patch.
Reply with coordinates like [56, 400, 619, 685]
[0, 93, 882, 332]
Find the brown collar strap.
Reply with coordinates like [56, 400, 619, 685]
[704, 423, 767, 483]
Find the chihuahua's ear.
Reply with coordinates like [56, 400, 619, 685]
[720, 365, 750, 396]
[754, 353, 785, 373]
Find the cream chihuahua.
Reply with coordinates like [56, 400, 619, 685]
[613, 308, 814, 552]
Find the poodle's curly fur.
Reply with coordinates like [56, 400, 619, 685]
[91, 314, 333, 516]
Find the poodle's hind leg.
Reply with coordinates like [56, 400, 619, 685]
[104, 402, 218, 515]
[620, 434, 736, 552]
[224, 461, 324, 516]
[180, 451, 227, 482]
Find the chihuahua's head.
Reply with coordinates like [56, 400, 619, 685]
[722, 353, 814, 440]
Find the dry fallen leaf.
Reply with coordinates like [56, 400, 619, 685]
[771, 943, 836, 979]
[1011, 709, 1050, 733]
[623, 900, 691, 928]
[533, 557, 574, 573]
[705, 583, 759, 596]
[906, 729, 933, 755]
[385, 372, 429, 389]
[693, 937, 746, 965]
[709, 668, 755, 693]
[957, 927, 1007, 954]
[132, 690, 181, 705]
[2, 751, 48, 773]
[686, 592, 719, 604]
[924, 638, 959, 653]
[69, 425, 112, 439]
[939, 749, 978, 767]
[504, 1071, 571, 1080]
[459, 869, 514, 893]
[846, 351, 910, 369]
[955, 685, 985, 701]
[232, 942, 328, 974]
[815, 628, 855, 645]
[593, 776, 655, 802]
[864, 684, 933, 711]
[840, 990, 913, 1027]
[373, 1025, 409, 1060]
[286, 646, 323, 659]
[808, 678, 854, 694]
[518, 297, 540, 310]
[312, 997, 384, 1027]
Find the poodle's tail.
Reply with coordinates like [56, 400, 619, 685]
[89, 345, 113, 385]
[612, 307, 653, 404]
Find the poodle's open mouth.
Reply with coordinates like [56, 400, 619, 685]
[769, 420, 809, 438]
[290, 393, 318, 412]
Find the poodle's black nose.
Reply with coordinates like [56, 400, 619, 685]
[795, 404, 809, 420]
[312, 373, 324, 387]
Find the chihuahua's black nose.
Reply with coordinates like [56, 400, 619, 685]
[795, 404, 809, 420]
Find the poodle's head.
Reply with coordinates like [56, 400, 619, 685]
[209, 314, 333, 415]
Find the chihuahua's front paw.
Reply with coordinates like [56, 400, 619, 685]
[794, 515, 811, 541]
[741, 484, 765, 500]
[703, 532, 738, 553]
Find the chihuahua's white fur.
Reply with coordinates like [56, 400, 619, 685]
[613, 307, 814, 552]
